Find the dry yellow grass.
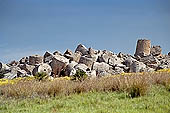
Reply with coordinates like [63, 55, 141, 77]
[0, 70, 170, 99]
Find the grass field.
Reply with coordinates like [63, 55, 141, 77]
[0, 85, 170, 113]
[0, 70, 170, 113]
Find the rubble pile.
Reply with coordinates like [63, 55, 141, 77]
[0, 39, 170, 79]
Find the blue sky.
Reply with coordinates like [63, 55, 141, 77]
[0, 0, 170, 63]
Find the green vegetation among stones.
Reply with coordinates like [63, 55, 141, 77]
[71, 69, 88, 81]
[35, 72, 48, 81]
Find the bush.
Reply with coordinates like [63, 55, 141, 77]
[0, 74, 5, 79]
[35, 72, 48, 81]
[71, 69, 88, 81]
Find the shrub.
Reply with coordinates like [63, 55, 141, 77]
[71, 69, 88, 81]
[35, 72, 48, 81]
[0, 74, 5, 79]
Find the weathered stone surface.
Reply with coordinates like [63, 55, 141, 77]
[19, 64, 35, 75]
[85, 48, 99, 62]
[108, 55, 122, 66]
[107, 68, 116, 75]
[64, 51, 81, 63]
[0, 62, 10, 74]
[103, 50, 113, 55]
[160, 58, 170, 65]
[129, 61, 146, 72]
[92, 62, 111, 76]
[8, 60, 19, 66]
[79, 56, 94, 69]
[64, 49, 73, 55]
[64, 61, 78, 76]
[29, 55, 43, 65]
[5, 68, 29, 79]
[53, 51, 62, 56]
[117, 52, 125, 58]
[73, 52, 82, 62]
[157, 64, 170, 70]
[3, 66, 21, 79]
[87, 70, 96, 78]
[33, 63, 52, 76]
[147, 64, 158, 69]
[139, 55, 160, 69]
[75, 44, 88, 55]
[97, 50, 113, 63]
[157, 57, 170, 70]
[88, 47, 98, 55]
[98, 54, 109, 63]
[114, 67, 124, 74]
[17, 70, 28, 77]
[97, 50, 104, 56]
[168, 52, 170, 56]
[10, 66, 21, 75]
[63, 54, 72, 62]
[92, 62, 110, 72]
[124, 57, 137, 67]
[123, 66, 130, 72]
[74, 63, 90, 72]
[85, 54, 98, 63]
[70, 69, 77, 76]
[115, 63, 126, 69]
[146, 67, 155, 72]
[19, 57, 29, 64]
[43, 51, 53, 63]
[124, 58, 133, 67]
[97, 71, 110, 77]
[151, 45, 162, 56]
[3, 73, 17, 79]
[50, 55, 69, 76]
[130, 61, 140, 72]
[135, 39, 151, 57]
[138, 62, 147, 72]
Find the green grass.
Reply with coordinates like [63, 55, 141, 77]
[0, 85, 170, 113]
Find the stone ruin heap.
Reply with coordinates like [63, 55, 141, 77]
[0, 39, 170, 79]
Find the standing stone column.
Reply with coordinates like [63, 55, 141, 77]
[135, 39, 151, 57]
